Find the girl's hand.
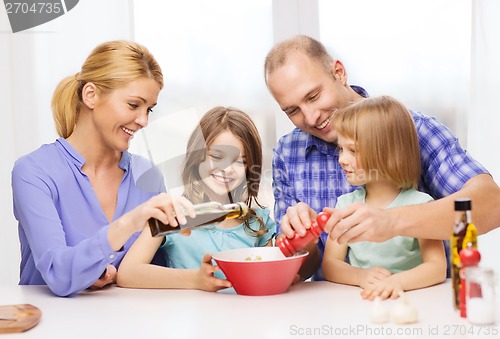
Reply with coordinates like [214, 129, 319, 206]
[358, 266, 392, 298]
[195, 254, 232, 292]
[88, 265, 117, 290]
[291, 273, 301, 285]
[360, 274, 404, 301]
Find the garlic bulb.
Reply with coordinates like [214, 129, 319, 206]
[390, 292, 418, 324]
[369, 297, 390, 324]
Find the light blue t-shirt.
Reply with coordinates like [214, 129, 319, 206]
[161, 208, 275, 278]
[336, 188, 434, 273]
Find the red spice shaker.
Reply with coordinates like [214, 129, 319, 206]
[458, 247, 481, 318]
[277, 212, 331, 257]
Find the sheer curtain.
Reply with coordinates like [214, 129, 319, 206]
[469, 0, 500, 273]
[469, 0, 500, 178]
[131, 0, 277, 205]
[319, 0, 471, 144]
[0, 0, 134, 284]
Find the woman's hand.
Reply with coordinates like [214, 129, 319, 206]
[108, 193, 196, 251]
[128, 193, 196, 233]
[195, 254, 232, 292]
[87, 265, 117, 291]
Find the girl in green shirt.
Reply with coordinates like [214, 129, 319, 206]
[322, 96, 447, 300]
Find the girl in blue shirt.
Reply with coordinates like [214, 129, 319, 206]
[117, 107, 275, 292]
[11, 40, 175, 297]
[322, 96, 447, 300]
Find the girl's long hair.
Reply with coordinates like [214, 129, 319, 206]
[182, 106, 267, 236]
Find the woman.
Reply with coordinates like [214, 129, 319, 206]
[12, 40, 173, 297]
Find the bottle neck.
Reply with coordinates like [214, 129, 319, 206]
[193, 202, 224, 214]
[455, 210, 471, 225]
[192, 201, 248, 217]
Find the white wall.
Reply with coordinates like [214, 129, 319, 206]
[468, 0, 500, 181]
[0, 0, 134, 284]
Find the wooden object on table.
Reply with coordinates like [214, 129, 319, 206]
[0, 304, 41, 333]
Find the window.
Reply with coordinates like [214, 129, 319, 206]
[133, 0, 275, 203]
[319, 0, 471, 142]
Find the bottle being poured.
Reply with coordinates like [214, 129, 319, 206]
[148, 201, 249, 237]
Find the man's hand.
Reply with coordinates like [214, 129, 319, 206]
[326, 202, 395, 244]
[280, 202, 317, 238]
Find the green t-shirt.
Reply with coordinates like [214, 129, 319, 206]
[336, 188, 433, 273]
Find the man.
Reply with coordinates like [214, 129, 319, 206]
[265, 35, 500, 280]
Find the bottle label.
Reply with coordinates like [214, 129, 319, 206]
[451, 223, 478, 309]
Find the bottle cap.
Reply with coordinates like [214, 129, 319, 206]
[455, 199, 471, 211]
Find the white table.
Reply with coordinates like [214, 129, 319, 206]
[0, 280, 497, 339]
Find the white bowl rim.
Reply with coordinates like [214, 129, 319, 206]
[212, 247, 308, 263]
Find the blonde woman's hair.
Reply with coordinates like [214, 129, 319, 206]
[51, 40, 164, 138]
[334, 96, 421, 189]
[182, 106, 268, 237]
[264, 35, 334, 84]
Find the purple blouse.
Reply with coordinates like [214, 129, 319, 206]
[12, 138, 163, 296]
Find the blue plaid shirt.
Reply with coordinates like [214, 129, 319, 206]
[272, 86, 489, 280]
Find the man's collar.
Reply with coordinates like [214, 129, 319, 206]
[305, 134, 336, 156]
[351, 85, 369, 98]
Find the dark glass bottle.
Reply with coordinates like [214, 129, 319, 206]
[450, 198, 477, 310]
[148, 201, 249, 237]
